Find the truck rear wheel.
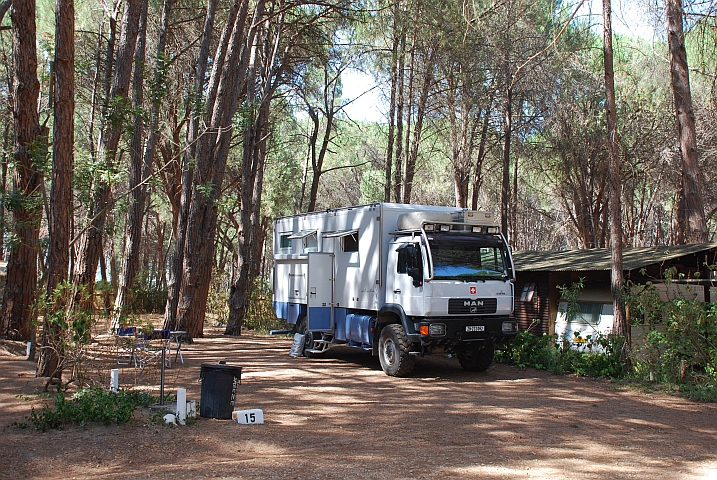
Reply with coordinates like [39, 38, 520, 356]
[378, 324, 415, 376]
[457, 343, 495, 372]
[296, 317, 320, 358]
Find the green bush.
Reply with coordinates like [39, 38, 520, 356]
[495, 331, 559, 371]
[620, 270, 717, 401]
[626, 280, 717, 399]
[21, 387, 156, 431]
[496, 331, 625, 378]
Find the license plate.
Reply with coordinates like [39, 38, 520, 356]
[466, 325, 485, 332]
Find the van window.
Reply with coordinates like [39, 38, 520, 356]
[279, 234, 291, 249]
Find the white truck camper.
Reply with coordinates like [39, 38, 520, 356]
[272, 203, 518, 376]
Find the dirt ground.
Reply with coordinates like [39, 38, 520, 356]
[2, 324, 717, 480]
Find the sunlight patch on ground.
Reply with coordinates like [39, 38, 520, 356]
[688, 461, 717, 479]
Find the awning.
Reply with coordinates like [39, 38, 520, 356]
[323, 229, 359, 238]
[287, 230, 317, 240]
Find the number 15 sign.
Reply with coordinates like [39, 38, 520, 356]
[232, 408, 264, 424]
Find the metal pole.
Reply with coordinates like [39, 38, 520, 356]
[160, 347, 165, 405]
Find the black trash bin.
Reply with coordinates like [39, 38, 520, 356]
[199, 363, 243, 419]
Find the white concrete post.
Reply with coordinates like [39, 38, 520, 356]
[177, 388, 187, 425]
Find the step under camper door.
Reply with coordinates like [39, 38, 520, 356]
[307, 252, 334, 332]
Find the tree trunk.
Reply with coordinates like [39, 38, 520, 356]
[402, 50, 433, 204]
[113, 0, 149, 326]
[603, 0, 628, 347]
[225, 4, 280, 335]
[175, 0, 253, 338]
[384, 23, 399, 203]
[37, 0, 75, 378]
[73, 0, 142, 305]
[163, 0, 217, 331]
[306, 68, 338, 212]
[1, 0, 43, 343]
[501, 86, 512, 238]
[114, 0, 173, 326]
[666, 0, 708, 243]
[392, 31, 406, 203]
[471, 107, 491, 210]
[46, 0, 74, 297]
[226, 100, 272, 336]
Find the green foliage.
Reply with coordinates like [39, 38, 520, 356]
[626, 279, 717, 398]
[38, 283, 96, 384]
[495, 331, 559, 371]
[556, 277, 584, 321]
[359, 169, 385, 204]
[20, 387, 155, 431]
[206, 268, 229, 326]
[244, 278, 291, 333]
[560, 333, 626, 378]
[496, 331, 626, 378]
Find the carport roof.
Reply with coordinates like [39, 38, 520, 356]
[512, 243, 717, 272]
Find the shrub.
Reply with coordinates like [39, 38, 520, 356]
[625, 275, 717, 400]
[495, 331, 559, 371]
[21, 387, 156, 431]
[496, 331, 625, 378]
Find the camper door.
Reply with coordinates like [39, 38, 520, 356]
[307, 252, 334, 332]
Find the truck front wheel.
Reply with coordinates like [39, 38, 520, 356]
[457, 343, 495, 372]
[378, 324, 415, 376]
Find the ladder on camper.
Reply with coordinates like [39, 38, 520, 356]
[307, 333, 334, 354]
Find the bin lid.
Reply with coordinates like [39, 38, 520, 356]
[199, 363, 243, 378]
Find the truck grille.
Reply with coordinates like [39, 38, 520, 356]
[448, 298, 497, 314]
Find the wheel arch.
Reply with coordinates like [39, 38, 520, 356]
[373, 304, 412, 356]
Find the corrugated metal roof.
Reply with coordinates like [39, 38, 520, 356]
[512, 243, 717, 272]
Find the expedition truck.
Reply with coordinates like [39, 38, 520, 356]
[271, 202, 518, 376]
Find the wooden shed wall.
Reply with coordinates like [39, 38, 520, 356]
[514, 272, 550, 336]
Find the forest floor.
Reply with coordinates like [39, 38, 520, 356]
[1, 319, 717, 480]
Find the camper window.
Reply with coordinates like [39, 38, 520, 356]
[342, 233, 358, 252]
[303, 234, 318, 253]
[279, 234, 291, 249]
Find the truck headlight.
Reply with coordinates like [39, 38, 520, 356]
[501, 321, 517, 333]
[429, 323, 446, 336]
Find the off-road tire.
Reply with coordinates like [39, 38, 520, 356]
[378, 324, 416, 376]
[457, 343, 495, 372]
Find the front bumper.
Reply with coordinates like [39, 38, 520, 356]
[410, 317, 518, 353]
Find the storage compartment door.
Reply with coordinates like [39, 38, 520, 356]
[308, 252, 334, 332]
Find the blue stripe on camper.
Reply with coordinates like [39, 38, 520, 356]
[308, 306, 332, 331]
[287, 303, 305, 325]
[273, 301, 288, 320]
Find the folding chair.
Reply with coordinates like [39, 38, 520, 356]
[115, 326, 139, 366]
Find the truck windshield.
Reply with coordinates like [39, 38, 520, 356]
[427, 234, 509, 280]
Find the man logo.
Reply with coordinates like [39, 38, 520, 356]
[470, 307, 478, 313]
[463, 300, 484, 307]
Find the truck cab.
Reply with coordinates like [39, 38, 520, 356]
[379, 219, 517, 375]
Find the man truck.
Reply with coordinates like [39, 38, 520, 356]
[271, 203, 517, 376]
